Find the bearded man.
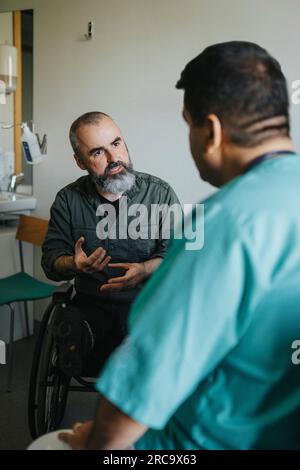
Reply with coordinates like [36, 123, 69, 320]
[42, 111, 180, 376]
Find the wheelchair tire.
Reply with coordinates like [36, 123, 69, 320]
[37, 321, 70, 435]
[28, 302, 70, 438]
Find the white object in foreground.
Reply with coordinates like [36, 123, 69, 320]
[27, 430, 73, 450]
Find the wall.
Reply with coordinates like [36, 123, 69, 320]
[21, 10, 33, 185]
[1, 0, 299, 213]
[0, 0, 300, 317]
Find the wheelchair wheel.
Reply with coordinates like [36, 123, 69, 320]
[36, 319, 70, 434]
[28, 302, 70, 438]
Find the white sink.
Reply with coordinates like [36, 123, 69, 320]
[0, 191, 37, 212]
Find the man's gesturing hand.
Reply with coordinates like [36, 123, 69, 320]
[100, 262, 147, 292]
[74, 237, 111, 273]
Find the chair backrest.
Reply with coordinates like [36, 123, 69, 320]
[16, 215, 49, 246]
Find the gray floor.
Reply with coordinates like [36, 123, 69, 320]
[0, 335, 98, 450]
[0, 336, 35, 450]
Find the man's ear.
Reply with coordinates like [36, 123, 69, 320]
[205, 114, 223, 154]
[74, 153, 86, 170]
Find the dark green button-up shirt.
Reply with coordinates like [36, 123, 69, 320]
[42, 171, 180, 303]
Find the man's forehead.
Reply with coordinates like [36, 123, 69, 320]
[77, 119, 122, 145]
[78, 117, 119, 134]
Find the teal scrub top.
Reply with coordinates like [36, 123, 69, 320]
[96, 154, 300, 450]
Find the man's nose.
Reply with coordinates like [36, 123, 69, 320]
[106, 148, 119, 163]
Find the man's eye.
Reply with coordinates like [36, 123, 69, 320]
[93, 149, 103, 156]
[113, 141, 120, 147]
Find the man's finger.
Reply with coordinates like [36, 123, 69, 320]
[85, 247, 106, 266]
[97, 255, 111, 269]
[108, 263, 129, 269]
[85, 255, 111, 273]
[58, 431, 76, 448]
[100, 282, 126, 291]
[106, 274, 129, 283]
[89, 247, 106, 261]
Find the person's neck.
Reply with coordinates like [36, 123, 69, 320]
[222, 137, 295, 184]
[95, 185, 122, 202]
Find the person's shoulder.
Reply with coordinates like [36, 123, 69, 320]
[201, 164, 279, 234]
[203, 169, 259, 210]
[197, 175, 252, 234]
[56, 176, 89, 199]
[134, 171, 174, 191]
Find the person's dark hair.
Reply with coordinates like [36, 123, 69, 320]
[176, 41, 290, 147]
[69, 111, 110, 155]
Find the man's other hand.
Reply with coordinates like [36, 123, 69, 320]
[100, 262, 147, 291]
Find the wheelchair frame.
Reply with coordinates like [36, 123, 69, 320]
[28, 285, 96, 439]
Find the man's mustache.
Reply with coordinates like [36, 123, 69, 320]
[104, 161, 133, 177]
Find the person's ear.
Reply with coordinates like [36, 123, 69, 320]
[205, 114, 223, 155]
[74, 153, 86, 170]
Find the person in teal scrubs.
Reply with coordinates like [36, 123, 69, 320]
[59, 41, 300, 450]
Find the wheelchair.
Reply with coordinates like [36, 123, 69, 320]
[28, 284, 97, 439]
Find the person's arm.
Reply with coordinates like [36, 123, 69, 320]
[42, 191, 111, 279]
[42, 191, 76, 281]
[100, 257, 162, 292]
[59, 395, 147, 450]
[53, 255, 77, 278]
[143, 257, 162, 276]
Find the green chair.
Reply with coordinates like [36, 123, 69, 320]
[0, 215, 56, 391]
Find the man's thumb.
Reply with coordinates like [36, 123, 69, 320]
[75, 236, 85, 253]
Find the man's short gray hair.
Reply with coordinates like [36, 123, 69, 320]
[69, 111, 111, 156]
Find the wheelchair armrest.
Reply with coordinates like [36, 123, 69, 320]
[52, 282, 74, 304]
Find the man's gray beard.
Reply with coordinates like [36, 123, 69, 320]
[90, 164, 135, 195]
[98, 170, 135, 195]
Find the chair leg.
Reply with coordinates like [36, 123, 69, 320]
[23, 301, 30, 337]
[7, 304, 15, 392]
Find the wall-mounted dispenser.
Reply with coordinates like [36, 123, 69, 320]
[21, 123, 43, 164]
[0, 43, 18, 95]
[0, 121, 47, 165]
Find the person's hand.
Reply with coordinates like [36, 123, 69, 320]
[100, 262, 147, 292]
[58, 421, 94, 450]
[74, 237, 111, 273]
